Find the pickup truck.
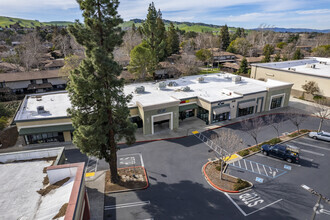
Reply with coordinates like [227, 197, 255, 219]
[261, 144, 300, 163]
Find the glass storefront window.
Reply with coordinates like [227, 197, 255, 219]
[26, 132, 64, 144]
[238, 106, 254, 117]
[270, 96, 283, 109]
[213, 112, 230, 123]
[197, 107, 209, 124]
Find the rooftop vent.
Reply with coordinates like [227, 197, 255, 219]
[305, 64, 316, 68]
[319, 61, 327, 65]
[288, 67, 296, 71]
[181, 86, 190, 92]
[232, 76, 241, 83]
[168, 81, 178, 87]
[158, 82, 166, 90]
[134, 86, 145, 94]
[37, 106, 45, 114]
[197, 77, 204, 83]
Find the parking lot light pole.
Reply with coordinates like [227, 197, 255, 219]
[301, 184, 330, 220]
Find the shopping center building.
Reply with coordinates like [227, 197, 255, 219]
[13, 72, 292, 144]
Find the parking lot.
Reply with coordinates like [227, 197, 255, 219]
[226, 135, 330, 219]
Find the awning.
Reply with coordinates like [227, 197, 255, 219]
[239, 101, 256, 109]
[179, 103, 198, 112]
[153, 114, 171, 123]
[213, 106, 231, 115]
[19, 124, 74, 135]
[27, 83, 53, 90]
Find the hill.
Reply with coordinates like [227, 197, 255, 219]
[0, 16, 73, 28]
[252, 27, 330, 33]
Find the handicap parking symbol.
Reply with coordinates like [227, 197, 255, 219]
[284, 165, 292, 170]
[255, 177, 264, 183]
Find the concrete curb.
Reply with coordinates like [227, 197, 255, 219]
[104, 166, 149, 194]
[202, 161, 252, 194]
[118, 112, 320, 146]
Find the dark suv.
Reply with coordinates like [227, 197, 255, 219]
[261, 144, 300, 163]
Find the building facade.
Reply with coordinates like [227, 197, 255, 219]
[13, 73, 292, 144]
[251, 57, 330, 100]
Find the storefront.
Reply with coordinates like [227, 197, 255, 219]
[237, 100, 256, 117]
[212, 106, 231, 123]
[197, 106, 209, 124]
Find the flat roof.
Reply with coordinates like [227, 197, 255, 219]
[252, 57, 330, 78]
[15, 73, 292, 120]
[15, 91, 71, 121]
[0, 159, 73, 220]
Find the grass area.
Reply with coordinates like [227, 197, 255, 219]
[0, 16, 73, 28]
[288, 129, 310, 137]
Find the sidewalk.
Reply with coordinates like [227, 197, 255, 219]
[85, 171, 105, 220]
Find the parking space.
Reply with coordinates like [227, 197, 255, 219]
[225, 135, 330, 218]
[117, 153, 144, 169]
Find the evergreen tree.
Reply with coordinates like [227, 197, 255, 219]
[132, 23, 136, 32]
[128, 42, 157, 80]
[67, 0, 136, 183]
[274, 53, 281, 62]
[220, 24, 230, 51]
[262, 44, 274, 63]
[238, 57, 248, 74]
[293, 48, 303, 60]
[166, 22, 180, 56]
[142, 2, 166, 62]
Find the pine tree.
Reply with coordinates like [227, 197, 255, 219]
[293, 49, 303, 60]
[220, 24, 230, 51]
[128, 42, 157, 80]
[238, 57, 248, 74]
[166, 22, 180, 56]
[142, 2, 166, 62]
[262, 44, 274, 63]
[67, 0, 136, 183]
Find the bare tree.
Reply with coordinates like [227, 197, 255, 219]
[265, 114, 284, 138]
[241, 117, 264, 146]
[314, 99, 330, 132]
[122, 29, 142, 56]
[211, 129, 243, 180]
[287, 111, 308, 134]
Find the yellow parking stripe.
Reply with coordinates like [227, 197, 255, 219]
[192, 131, 199, 134]
[86, 172, 95, 177]
[223, 154, 238, 162]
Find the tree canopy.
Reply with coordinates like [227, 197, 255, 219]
[220, 25, 230, 51]
[67, 0, 136, 183]
[166, 22, 180, 56]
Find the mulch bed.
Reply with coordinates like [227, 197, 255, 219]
[204, 161, 238, 191]
[105, 167, 148, 193]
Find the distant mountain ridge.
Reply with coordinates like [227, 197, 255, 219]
[0, 16, 329, 33]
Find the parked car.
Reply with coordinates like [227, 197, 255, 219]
[308, 131, 330, 142]
[261, 144, 300, 163]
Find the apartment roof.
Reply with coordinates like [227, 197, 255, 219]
[0, 69, 61, 82]
[252, 57, 330, 78]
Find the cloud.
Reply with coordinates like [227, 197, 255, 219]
[296, 9, 330, 14]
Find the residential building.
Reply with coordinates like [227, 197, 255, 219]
[0, 69, 67, 95]
[0, 147, 90, 220]
[13, 72, 292, 143]
[250, 57, 330, 100]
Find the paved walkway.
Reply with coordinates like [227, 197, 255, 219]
[85, 171, 105, 220]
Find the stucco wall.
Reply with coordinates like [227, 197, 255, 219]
[264, 87, 292, 111]
[16, 118, 72, 128]
[251, 66, 330, 98]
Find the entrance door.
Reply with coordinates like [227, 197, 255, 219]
[152, 112, 173, 134]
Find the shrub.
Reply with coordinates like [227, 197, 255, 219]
[234, 178, 250, 191]
[313, 95, 325, 101]
[0, 116, 8, 130]
[250, 146, 261, 152]
[237, 149, 249, 157]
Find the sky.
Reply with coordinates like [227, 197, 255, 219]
[0, 0, 330, 29]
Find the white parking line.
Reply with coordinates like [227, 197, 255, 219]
[320, 209, 330, 215]
[238, 160, 241, 168]
[291, 140, 330, 152]
[245, 199, 282, 216]
[224, 193, 247, 216]
[254, 153, 301, 167]
[118, 153, 145, 167]
[256, 163, 261, 174]
[263, 165, 269, 176]
[244, 160, 248, 170]
[250, 161, 254, 172]
[300, 156, 314, 162]
[300, 149, 324, 156]
[104, 201, 150, 210]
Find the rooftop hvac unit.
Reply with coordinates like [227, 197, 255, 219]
[158, 82, 167, 90]
[232, 76, 241, 83]
[319, 61, 327, 65]
[168, 81, 178, 87]
[134, 86, 145, 94]
[305, 64, 316, 68]
[37, 106, 45, 114]
[181, 86, 190, 92]
[197, 77, 204, 83]
[288, 67, 296, 71]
